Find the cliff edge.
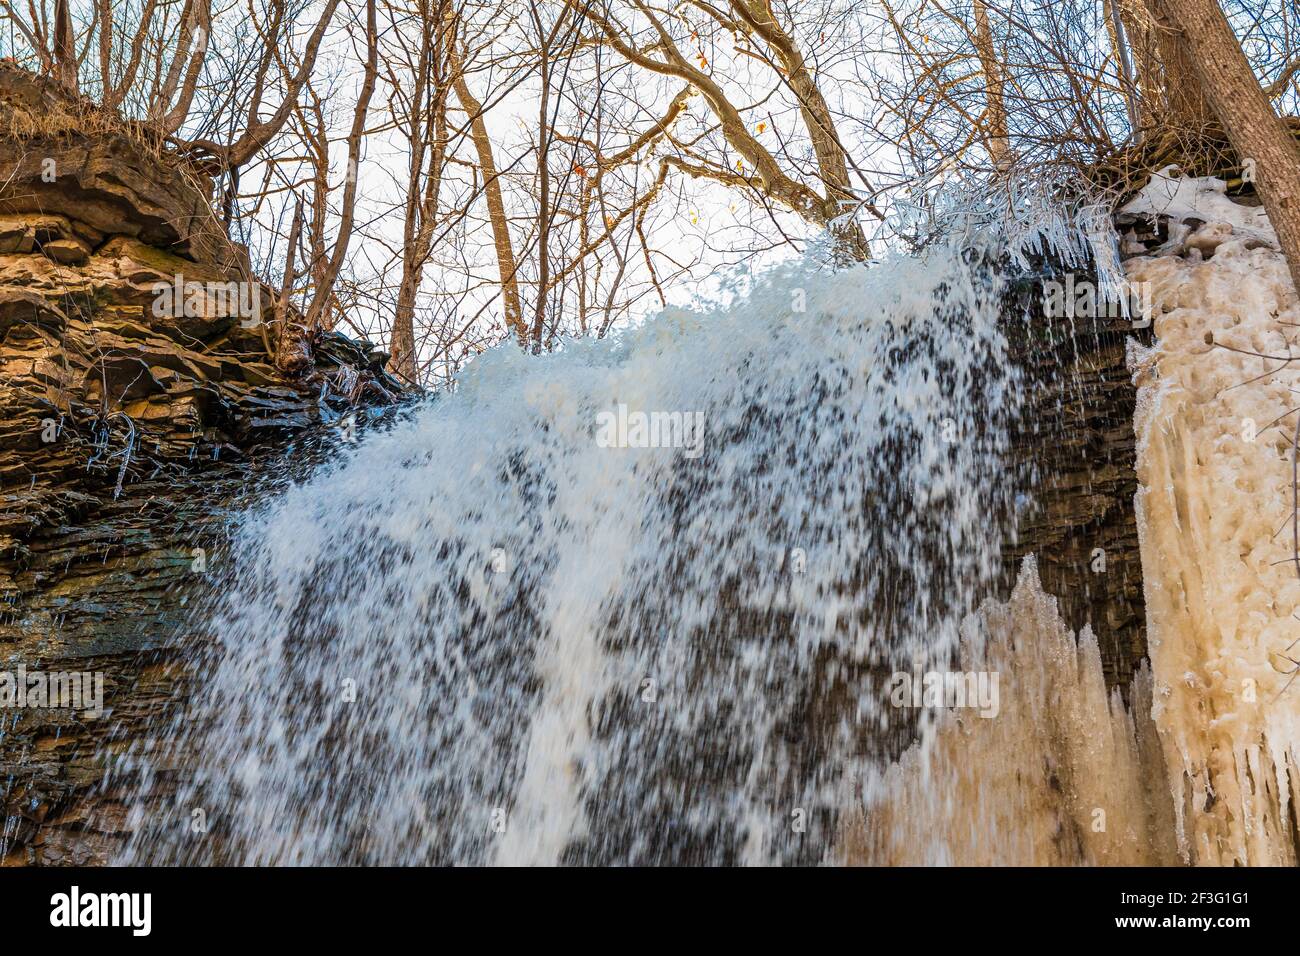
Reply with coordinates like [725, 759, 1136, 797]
[0, 64, 404, 864]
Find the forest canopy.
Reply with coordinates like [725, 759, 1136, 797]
[2, 0, 1297, 385]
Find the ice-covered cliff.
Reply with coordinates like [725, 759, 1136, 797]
[1127, 170, 1300, 864]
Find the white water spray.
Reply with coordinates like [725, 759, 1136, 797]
[114, 198, 1138, 865]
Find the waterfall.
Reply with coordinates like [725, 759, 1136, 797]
[112, 204, 1162, 866]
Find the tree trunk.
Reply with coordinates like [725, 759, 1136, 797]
[973, 0, 1012, 170]
[1154, 0, 1300, 292]
[1104, 0, 1142, 137]
[1144, 0, 1215, 131]
[452, 57, 527, 345]
[1110, 0, 1163, 130]
[391, 273, 421, 384]
[52, 0, 77, 92]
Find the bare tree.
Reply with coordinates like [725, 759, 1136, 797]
[51, 0, 74, 90]
[1153, 0, 1300, 290]
[385, 0, 456, 382]
[566, 0, 874, 259]
[973, 0, 1011, 169]
[205, 1, 343, 164]
[294, 0, 380, 367]
[451, 27, 528, 344]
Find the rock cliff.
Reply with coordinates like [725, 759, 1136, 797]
[0, 64, 404, 864]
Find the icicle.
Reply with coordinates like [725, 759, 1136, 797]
[1131, 194, 1300, 864]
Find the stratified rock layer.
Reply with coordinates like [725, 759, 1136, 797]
[1003, 280, 1150, 691]
[0, 68, 403, 865]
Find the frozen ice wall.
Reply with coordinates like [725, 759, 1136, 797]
[840, 559, 1178, 865]
[1128, 175, 1300, 864]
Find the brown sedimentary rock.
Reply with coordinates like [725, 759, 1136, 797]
[0, 66, 404, 865]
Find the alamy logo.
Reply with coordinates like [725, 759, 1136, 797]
[888, 670, 1000, 718]
[0, 665, 104, 716]
[50, 886, 151, 936]
[151, 274, 262, 328]
[1042, 274, 1154, 328]
[595, 403, 706, 459]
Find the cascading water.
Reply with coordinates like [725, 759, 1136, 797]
[111, 204, 1138, 866]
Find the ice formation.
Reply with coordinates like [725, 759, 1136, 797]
[840, 560, 1176, 865]
[1127, 175, 1300, 864]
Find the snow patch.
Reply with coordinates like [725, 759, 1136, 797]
[1120, 164, 1278, 252]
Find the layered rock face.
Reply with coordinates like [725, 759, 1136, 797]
[0, 66, 403, 864]
[1003, 279, 1150, 691]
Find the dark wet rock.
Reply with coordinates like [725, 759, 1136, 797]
[1001, 270, 1152, 692]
